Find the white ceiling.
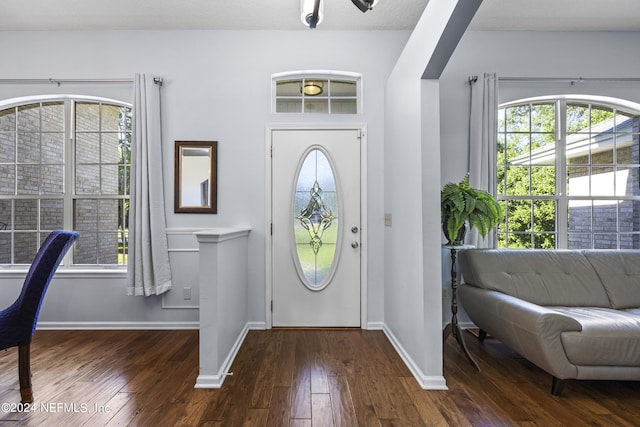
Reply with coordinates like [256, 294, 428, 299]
[470, 0, 640, 31]
[0, 0, 639, 32]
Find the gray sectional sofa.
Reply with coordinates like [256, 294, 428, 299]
[458, 249, 640, 395]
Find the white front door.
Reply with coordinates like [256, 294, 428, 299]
[271, 129, 361, 327]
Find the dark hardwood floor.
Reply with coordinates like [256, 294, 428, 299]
[0, 328, 638, 426]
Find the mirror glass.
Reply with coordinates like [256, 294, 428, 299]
[174, 141, 217, 213]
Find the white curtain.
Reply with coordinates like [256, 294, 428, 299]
[468, 73, 499, 248]
[127, 73, 172, 296]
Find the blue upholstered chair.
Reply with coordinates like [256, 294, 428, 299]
[0, 230, 79, 403]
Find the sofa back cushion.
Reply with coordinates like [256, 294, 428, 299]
[458, 249, 611, 307]
[583, 250, 640, 309]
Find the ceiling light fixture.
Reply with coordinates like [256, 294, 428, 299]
[302, 81, 324, 96]
[351, 0, 379, 13]
[301, 0, 324, 29]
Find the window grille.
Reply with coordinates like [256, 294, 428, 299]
[273, 72, 360, 114]
[497, 97, 640, 249]
[0, 96, 131, 265]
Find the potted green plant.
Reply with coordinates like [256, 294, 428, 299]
[441, 173, 501, 246]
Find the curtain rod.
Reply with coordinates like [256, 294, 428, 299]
[498, 77, 640, 84]
[0, 77, 163, 86]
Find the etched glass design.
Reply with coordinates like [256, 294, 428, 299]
[293, 149, 339, 288]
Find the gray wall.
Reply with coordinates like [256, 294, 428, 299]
[383, 0, 478, 388]
[0, 29, 409, 327]
[441, 30, 640, 185]
[439, 30, 640, 324]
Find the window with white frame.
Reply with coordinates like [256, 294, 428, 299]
[0, 96, 131, 265]
[497, 96, 640, 249]
[273, 72, 360, 114]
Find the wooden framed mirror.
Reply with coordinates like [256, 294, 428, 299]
[174, 141, 217, 213]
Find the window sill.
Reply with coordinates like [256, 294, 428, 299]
[0, 266, 127, 279]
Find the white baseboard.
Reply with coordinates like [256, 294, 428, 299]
[366, 321, 384, 330]
[382, 324, 448, 390]
[38, 321, 265, 331]
[194, 374, 228, 389]
[37, 321, 199, 330]
[442, 321, 476, 331]
[247, 321, 267, 330]
[195, 322, 254, 389]
[458, 321, 476, 330]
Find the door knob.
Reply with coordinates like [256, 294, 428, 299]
[351, 241, 359, 248]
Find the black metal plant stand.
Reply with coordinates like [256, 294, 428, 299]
[442, 245, 480, 371]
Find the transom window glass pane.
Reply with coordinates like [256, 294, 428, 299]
[303, 79, 328, 97]
[305, 99, 328, 114]
[293, 149, 339, 288]
[330, 80, 357, 97]
[276, 80, 301, 97]
[331, 99, 357, 114]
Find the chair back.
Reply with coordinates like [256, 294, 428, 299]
[5, 230, 79, 344]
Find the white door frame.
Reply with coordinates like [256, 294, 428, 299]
[265, 124, 368, 329]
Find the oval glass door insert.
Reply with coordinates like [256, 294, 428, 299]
[293, 148, 340, 290]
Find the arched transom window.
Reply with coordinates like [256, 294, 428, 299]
[272, 71, 361, 114]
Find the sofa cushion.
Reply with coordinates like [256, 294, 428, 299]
[459, 249, 611, 307]
[583, 250, 640, 309]
[625, 308, 640, 316]
[553, 307, 640, 366]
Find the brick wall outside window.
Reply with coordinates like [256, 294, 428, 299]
[0, 98, 130, 265]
